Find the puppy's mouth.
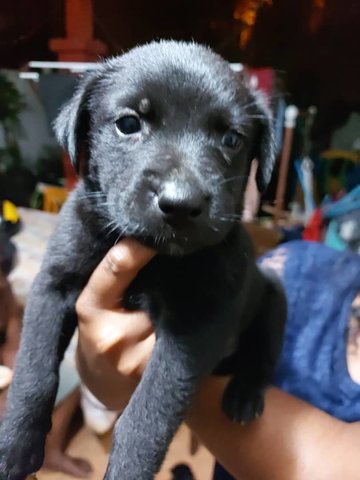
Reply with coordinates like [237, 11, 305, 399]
[105, 200, 235, 256]
[135, 235, 189, 256]
[134, 234, 195, 256]
[130, 221, 228, 256]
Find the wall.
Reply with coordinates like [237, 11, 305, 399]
[0, 70, 58, 170]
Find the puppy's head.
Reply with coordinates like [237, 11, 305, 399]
[55, 41, 274, 255]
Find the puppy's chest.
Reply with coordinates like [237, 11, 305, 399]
[124, 253, 246, 334]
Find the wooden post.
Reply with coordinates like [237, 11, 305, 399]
[274, 105, 299, 224]
[49, 0, 107, 61]
[48, 0, 108, 188]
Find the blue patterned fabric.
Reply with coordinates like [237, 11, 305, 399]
[213, 240, 360, 479]
[266, 241, 360, 422]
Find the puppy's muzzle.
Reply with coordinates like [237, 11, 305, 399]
[157, 180, 209, 229]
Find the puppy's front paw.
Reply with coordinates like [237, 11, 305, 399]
[0, 429, 45, 480]
[221, 379, 264, 425]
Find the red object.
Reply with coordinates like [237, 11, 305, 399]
[274, 124, 294, 224]
[49, 0, 108, 188]
[49, 0, 107, 61]
[245, 67, 274, 99]
[63, 154, 78, 190]
[302, 209, 324, 242]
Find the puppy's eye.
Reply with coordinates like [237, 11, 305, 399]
[116, 115, 141, 135]
[222, 130, 243, 150]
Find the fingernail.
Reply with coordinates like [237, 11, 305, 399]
[108, 240, 155, 272]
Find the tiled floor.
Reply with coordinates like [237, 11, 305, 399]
[37, 424, 214, 480]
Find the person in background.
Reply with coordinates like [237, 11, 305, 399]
[0, 234, 21, 387]
[76, 239, 360, 480]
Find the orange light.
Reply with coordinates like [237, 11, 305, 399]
[309, 0, 326, 33]
[234, 0, 273, 48]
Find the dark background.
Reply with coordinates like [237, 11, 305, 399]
[0, 0, 359, 149]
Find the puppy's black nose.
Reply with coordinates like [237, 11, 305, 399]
[158, 183, 207, 225]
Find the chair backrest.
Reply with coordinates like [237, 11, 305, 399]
[42, 185, 68, 213]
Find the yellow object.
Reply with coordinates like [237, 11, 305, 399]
[3, 200, 19, 223]
[321, 149, 358, 163]
[41, 185, 68, 213]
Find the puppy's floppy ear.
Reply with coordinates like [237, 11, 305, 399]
[250, 91, 276, 194]
[53, 71, 98, 173]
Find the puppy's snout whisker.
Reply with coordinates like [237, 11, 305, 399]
[219, 213, 242, 219]
[214, 213, 242, 224]
[79, 191, 106, 201]
[208, 223, 220, 233]
[104, 221, 120, 237]
[217, 175, 247, 187]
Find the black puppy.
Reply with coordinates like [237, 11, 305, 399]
[0, 41, 286, 479]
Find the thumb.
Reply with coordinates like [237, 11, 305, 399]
[76, 238, 155, 314]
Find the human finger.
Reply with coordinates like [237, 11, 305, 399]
[76, 238, 155, 313]
[78, 309, 153, 355]
[0, 366, 13, 390]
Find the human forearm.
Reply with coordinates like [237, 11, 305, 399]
[187, 378, 358, 480]
[74, 243, 360, 479]
[3, 301, 22, 369]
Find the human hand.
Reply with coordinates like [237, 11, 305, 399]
[76, 239, 156, 411]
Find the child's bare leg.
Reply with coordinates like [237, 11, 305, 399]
[43, 387, 93, 478]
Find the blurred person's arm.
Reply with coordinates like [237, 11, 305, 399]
[2, 291, 21, 369]
[76, 241, 360, 480]
[189, 379, 360, 480]
[0, 272, 21, 370]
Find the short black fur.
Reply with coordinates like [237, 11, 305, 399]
[0, 41, 286, 479]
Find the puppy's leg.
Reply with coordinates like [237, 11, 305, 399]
[0, 276, 79, 479]
[104, 329, 226, 480]
[222, 269, 286, 423]
[0, 195, 105, 479]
